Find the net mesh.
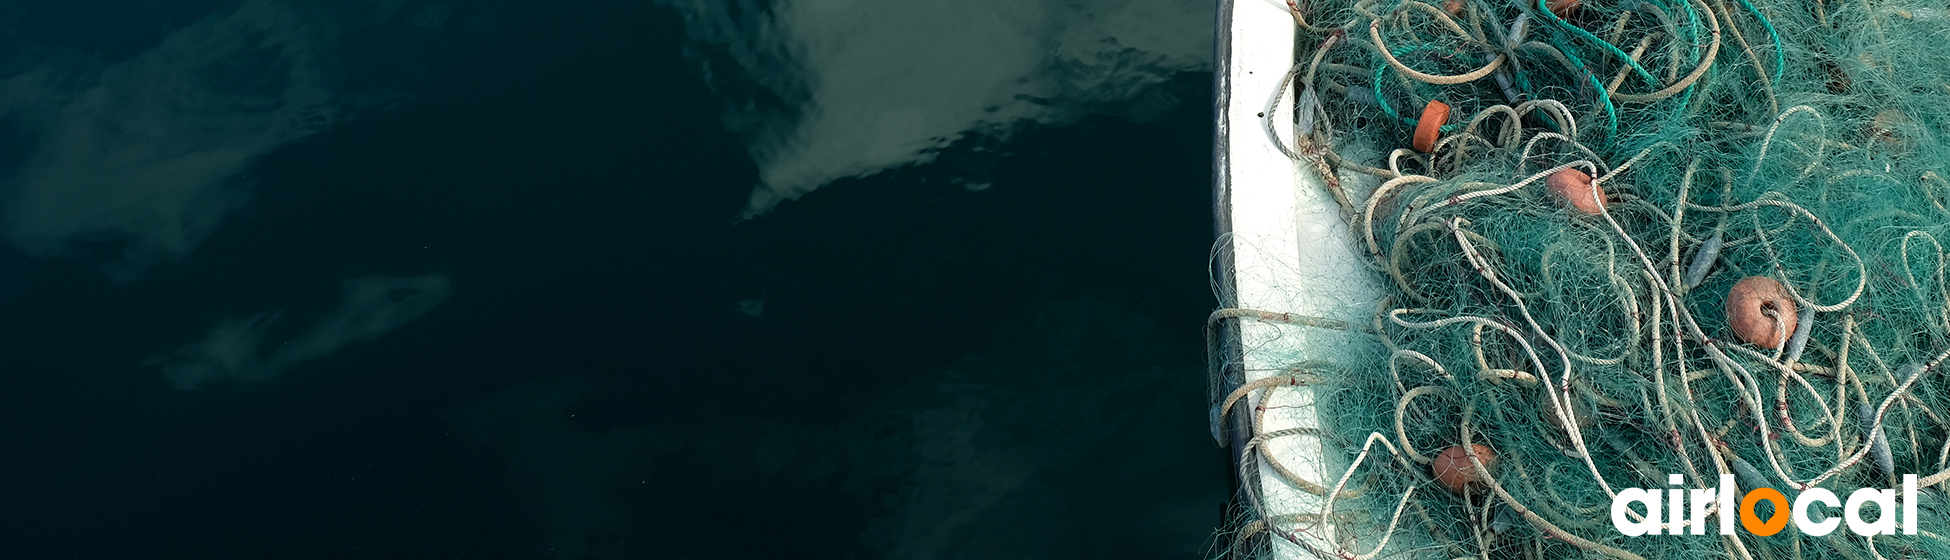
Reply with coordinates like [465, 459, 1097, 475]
[1213, 0, 1950, 558]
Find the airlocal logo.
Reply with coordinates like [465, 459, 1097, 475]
[1611, 474, 1919, 537]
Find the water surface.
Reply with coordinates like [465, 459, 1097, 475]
[0, 1, 1227, 557]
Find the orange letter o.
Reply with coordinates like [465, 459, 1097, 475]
[1741, 488, 1789, 536]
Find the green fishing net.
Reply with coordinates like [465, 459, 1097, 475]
[1213, 0, 1950, 558]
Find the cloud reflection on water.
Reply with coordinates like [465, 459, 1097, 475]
[659, 0, 1211, 218]
[149, 274, 453, 390]
[0, 0, 349, 280]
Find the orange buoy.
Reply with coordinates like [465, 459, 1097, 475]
[1442, 0, 1465, 16]
[1546, 168, 1606, 214]
[1547, 0, 1579, 17]
[1433, 444, 1497, 494]
[1871, 109, 1911, 151]
[1823, 59, 1851, 94]
[1413, 101, 1450, 152]
[1726, 276, 1797, 349]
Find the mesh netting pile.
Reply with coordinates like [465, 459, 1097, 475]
[1212, 0, 1950, 558]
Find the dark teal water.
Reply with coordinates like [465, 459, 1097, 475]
[0, 1, 1226, 558]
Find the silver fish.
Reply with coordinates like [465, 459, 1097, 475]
[1782, 307, 1814, 364]
[1860, 403, 1895, 476]
[1683, 231, 1723, 290]
[1730, 455, 1770, 493]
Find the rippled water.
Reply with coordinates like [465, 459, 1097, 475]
[0, 1, 1225, 557]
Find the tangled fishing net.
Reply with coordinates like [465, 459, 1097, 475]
[1210, 0, 1950, 558]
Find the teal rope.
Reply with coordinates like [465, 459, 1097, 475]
[1674, 0, 1701, 67]
[1536, 0, 1659, 85]
[1731, 0, 1786, 83]
[1648, 0, 1700, 131]
[1564, 43, 1621, 144]
[1652, 0, 1702, 126]
[1537, 30, 1621, 144]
